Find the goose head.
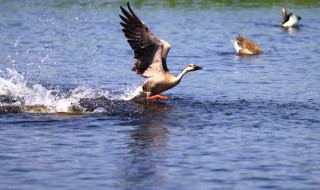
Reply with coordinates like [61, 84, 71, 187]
[185, 64, 203, 72]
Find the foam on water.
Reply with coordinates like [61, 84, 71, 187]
[0, 68, 142, 113]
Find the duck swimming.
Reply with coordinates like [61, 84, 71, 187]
[119, 2, 203, 101]
[231, 35, 263, 55]
[281, 7, 301, 28]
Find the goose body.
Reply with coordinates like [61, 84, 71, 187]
[231, 35, 263, 55]
[281, 8, 301, 28]
[119, 2, 202, 100]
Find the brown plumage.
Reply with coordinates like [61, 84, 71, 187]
[119, 2, 202, 100]
[231, 35, 263, 55]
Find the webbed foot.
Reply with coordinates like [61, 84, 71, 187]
[147, 94, 169, 100]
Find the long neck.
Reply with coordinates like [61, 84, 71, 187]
[175, 68, 189, 82]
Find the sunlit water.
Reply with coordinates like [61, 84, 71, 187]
[1, 1, 320, 190]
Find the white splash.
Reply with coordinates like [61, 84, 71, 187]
[122, 85, 145, 101]
[0, 68, 140, 113]
[0, 69, 28, 97]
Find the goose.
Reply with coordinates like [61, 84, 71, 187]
[119, 2, 203, 101]
[281, 7, 301, 28]
[231, 35, 263, 55]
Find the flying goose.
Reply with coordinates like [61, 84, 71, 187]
[119, 2, 203, 101]
[281, 8, 301, 28]
[231, 35, 263, 55]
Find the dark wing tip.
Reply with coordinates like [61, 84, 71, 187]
[126, 1, 140, 20]
[120, 5, 126, 13]
[120, 23, 127, 28]
[127, 1, 132, 11]
[120, 6, 128, 15]
[119, 15, 127, 23]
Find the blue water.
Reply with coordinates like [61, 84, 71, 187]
[1, 1, 320, 189]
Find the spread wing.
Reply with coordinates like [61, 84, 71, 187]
[237, 35, 263, 54]
[281, 8, 290, 25]
[119, 2, 169, 78]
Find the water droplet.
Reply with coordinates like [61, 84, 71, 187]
[93, 107, 106, 113]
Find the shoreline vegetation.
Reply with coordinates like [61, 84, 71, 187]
[8, 0, 320, 9]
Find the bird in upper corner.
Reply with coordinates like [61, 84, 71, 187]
[231, 35, 263, 55]
[281, 7, 301, 28]
[119, 2, 203, 101]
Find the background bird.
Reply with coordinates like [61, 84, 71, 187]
[231, 35, 263, 55]
[281, 7, 301, 28]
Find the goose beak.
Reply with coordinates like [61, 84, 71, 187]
[194, 65, 203, 70]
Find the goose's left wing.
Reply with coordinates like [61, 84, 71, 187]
[120, 2, 169, 78]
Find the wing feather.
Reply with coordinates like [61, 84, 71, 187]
[119, 2, 170, 77]
[236, 35, 263, 54]
[281, 8, 290, 25]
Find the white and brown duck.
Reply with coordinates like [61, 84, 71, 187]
[231, 35, 263, 55]
[281, 7, 301, 28]
[119, 2, 203, 101]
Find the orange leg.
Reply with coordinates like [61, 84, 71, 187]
[147, 94, 169, 100]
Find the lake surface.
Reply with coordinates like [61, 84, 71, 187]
[1, 1, 320, 189]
